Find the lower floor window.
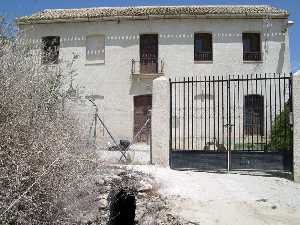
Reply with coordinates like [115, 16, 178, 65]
[244, 95, 264, 136]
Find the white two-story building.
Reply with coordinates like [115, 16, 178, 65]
[17, 5, 292, 152]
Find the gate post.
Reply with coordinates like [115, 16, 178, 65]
[151, 76, 170, 166]
[293, 71, 300, 182]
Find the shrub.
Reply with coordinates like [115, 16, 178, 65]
[0, 23, 96, 224]
[270, 99, 292, 151]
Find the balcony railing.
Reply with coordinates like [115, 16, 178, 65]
[243, 51, 262, 61]
[131, 58, 164, 78]
[194, 52, 213, 61]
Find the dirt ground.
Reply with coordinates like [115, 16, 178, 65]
[129, 165, 300, 225]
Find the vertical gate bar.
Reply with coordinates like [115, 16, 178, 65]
[242, 75, 245, 150]
[178, 79, 181, 149]
[188, 77, 190, 150]
[270, 74, 273, 151]
[278, 73, 282, 149]
[198, 78, 200, 148]
[256, 74, 258, 150]
[246, 74, 249, 149]
[213, 76, 216, 150]
[218, 76, 220, 148]
[208, 76, 211, 148]
[169, 79, 173, 152]
[250, 74, 253, 150]
[192, 77, 194, 150]
[194, 76, 198, 150]
[174, 78, 177, 150]
[260, 74, 263, 147]
[233, 75, 236, 151]
[199, 78, 201, 148]
[289, 73, 293, 173]
[183, 77, 186, 149]
[238, 75, 241, 150]
[205, 76, 207, 148]
[251, 74, 254, 150]
[265, 73, 268, 151]
[227, 75, 231, 171]
[226, 76, 229, 169]
[274, 73, 277, 151]
[200, 77, 202, 148]
[283, 74, 287, 148]
[222, 76, 225, 145]
[227, 77, 229, 169]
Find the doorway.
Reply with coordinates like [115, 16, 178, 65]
[134, 95, 152, 143]
[140, 34, 158, 74]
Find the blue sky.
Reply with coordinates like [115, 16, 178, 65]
[1, 0, 299, 72]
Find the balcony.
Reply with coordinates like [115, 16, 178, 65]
[131, 57, 164, 79]
[243, 51, 262, 61]
[194, 52, 213, 61]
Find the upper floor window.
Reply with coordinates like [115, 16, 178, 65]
[242, 33, 261, 61]
[244, 94, 264, 136]
[41, 36, 60, 64]
[86, 35, 105, 63]
[194, 33, 213, 61]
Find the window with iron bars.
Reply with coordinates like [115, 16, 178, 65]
[41, 36, 60, 64]
[244, 94, 264, 136]
[242, 33, 261, 61]
[194, 33, 213, 61]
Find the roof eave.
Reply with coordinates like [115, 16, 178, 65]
[16, 13, 289, 25]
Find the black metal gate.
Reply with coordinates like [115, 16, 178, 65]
[169, 73, 293, 172]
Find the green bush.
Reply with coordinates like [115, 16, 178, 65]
[270, 99, 292, 150]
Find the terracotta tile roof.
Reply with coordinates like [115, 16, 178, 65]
[17, 5, 288, 24]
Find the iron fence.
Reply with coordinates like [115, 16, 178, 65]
[170, 73, 293, 153]
[243, 51, 262, 61]
[131, 58, 164, 75]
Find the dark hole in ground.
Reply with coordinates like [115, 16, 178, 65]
[108, 189, 136, 225]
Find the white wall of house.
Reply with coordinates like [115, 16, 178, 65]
[19, 17, 291, 145]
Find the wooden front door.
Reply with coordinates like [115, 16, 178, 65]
[134, 95, 152, 143]
[140, 34, 158, 74]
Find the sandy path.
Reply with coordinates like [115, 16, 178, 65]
[129, 165, 300, 225]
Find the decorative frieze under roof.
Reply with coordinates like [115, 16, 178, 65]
[17, 5, 288, 25]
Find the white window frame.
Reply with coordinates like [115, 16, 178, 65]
[86, 35, 105, 64]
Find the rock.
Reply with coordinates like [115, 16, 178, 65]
[138, 180, 153, 192]
[79, 212, 97, 225]
[256, 198, 268, 202]
[98, 198, 108, 209]
[94, 176, 105, 185]
[110, 175, 122, 181]
[102, 193, 109, 200]
[137, 192, 148, 198]
[117, 171, 127, 176]
[271, 205, 277, 210]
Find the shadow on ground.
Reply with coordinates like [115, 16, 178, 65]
[171, 167, 294, 180]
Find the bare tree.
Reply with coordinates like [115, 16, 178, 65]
[0, 22, 97, 224]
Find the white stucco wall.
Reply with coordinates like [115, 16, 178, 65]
[293, 71, 300, 182]
[19, 17, 291, 149]
[152, 76, 170, 166]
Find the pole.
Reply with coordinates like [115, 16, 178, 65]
[94, 106, 97, 144]
[87, 98, 127, 159]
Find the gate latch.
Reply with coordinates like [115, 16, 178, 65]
[224, 124, 235, 128]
